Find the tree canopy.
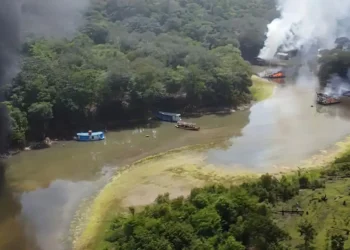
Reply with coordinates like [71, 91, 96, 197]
[3, 0, 278, 146]
[104, 175, 293, 250]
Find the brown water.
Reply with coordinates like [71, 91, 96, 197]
[3, 74, 350, 250]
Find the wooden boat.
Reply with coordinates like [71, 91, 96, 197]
[263, 71, 286, 79]
[316, 93, 341, 105]
[155, 111, 181, 122]
[175, 121, 200, 131]
[76, 130, 105, 141]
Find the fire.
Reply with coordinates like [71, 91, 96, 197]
[272, 72, 284, 78]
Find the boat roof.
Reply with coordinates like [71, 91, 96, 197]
[77, 131, 104, 136]
[158, 111, 181, 116]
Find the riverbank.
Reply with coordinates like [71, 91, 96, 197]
[249, 75, 276, 101]
[77, 131, 350, 249]
[72, 76, 275, 250]
[73, 145, 258, 250]
[74, 134, 350, 250]
[3, 75, 273, 160]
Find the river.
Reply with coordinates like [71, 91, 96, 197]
[2, 75, 350, 250]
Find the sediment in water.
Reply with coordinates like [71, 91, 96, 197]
[73, 133, 350, 250]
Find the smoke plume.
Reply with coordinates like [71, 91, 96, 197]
[259, 0, 350, 60]
[0, 0, 21, 153]
[21, 0, 91, 39]
[0, 0, 91, 153]
[324, 71, 350, 97]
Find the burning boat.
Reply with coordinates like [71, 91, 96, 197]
[316, 92, 341, 105]
[262, 71, 285, 79]
[260, 68, 286, 79]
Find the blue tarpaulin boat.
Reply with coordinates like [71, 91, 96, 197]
[155, 111, 181, 122]
[76, 131, 105, 141]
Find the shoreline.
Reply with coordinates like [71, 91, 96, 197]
[73, 134, 350, 250]
[72, 76, 277, 250]
[3, 76, 270, 159]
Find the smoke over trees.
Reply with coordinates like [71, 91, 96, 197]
[259, 0, 350, 60]
[0, 0, 21, 153]
[2, 0, 277, 146]
[0, 0, 92, 151]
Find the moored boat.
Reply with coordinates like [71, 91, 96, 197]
[155, 111, 181, 122]
[175, 121, 200, 131]
[76, 130, 105, 141]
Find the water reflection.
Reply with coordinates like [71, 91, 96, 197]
[18, 167, 114, 250]
[3, 110, 251, 250]
[207, 78, 350, 172]
[0, 164, 38, 250]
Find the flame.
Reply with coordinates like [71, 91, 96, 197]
[271, 72, 284, 78]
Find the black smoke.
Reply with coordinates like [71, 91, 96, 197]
[0, 0, 21, 154]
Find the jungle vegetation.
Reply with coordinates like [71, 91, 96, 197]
[2, 0, 278, 147]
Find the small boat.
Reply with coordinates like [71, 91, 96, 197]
[262, 71, 286, 79]
[155, 111, 181, 122]
[76, 130, 105, 141]
[175, 121, 200, 131]
[316, 93, 341, 105]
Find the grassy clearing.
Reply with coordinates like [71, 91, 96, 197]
[274, 141, 350, 249]
[276, 175, 350, 249]
[249, 75, 275, 101]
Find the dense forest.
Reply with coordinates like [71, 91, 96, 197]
[2, 0, 278, 147]
[101, 154, 350, 250]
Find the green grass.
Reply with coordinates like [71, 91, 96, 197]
[275, 173, 350, 249]
[249, 75, 275, 101]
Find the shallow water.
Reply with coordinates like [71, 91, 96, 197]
[3, 75, 350, 249]
[207, 76, 350, 171]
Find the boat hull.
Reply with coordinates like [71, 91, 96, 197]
[316, 93, 341, 105]
[175, 125, 200, 131]
[76, 137, 105, 141]
[76, 131, 105, 141]
[154, 111, 181, 122]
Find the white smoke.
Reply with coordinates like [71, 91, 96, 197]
[259, 0, 350, 60]
[20, 0, 91, 39]
[324, 71, 350, 97]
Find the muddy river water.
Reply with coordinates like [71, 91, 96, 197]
[3, 75, 350, 250]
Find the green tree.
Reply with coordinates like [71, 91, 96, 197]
[218, 236, 245, 250]
[163, 222, 195, 250]
[4, 102, 28, 147]
[27, 102, 53, 139]
[191, 207, 221, 237]
[331, 234, 346, 250]
[297, 221, 316, 250]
